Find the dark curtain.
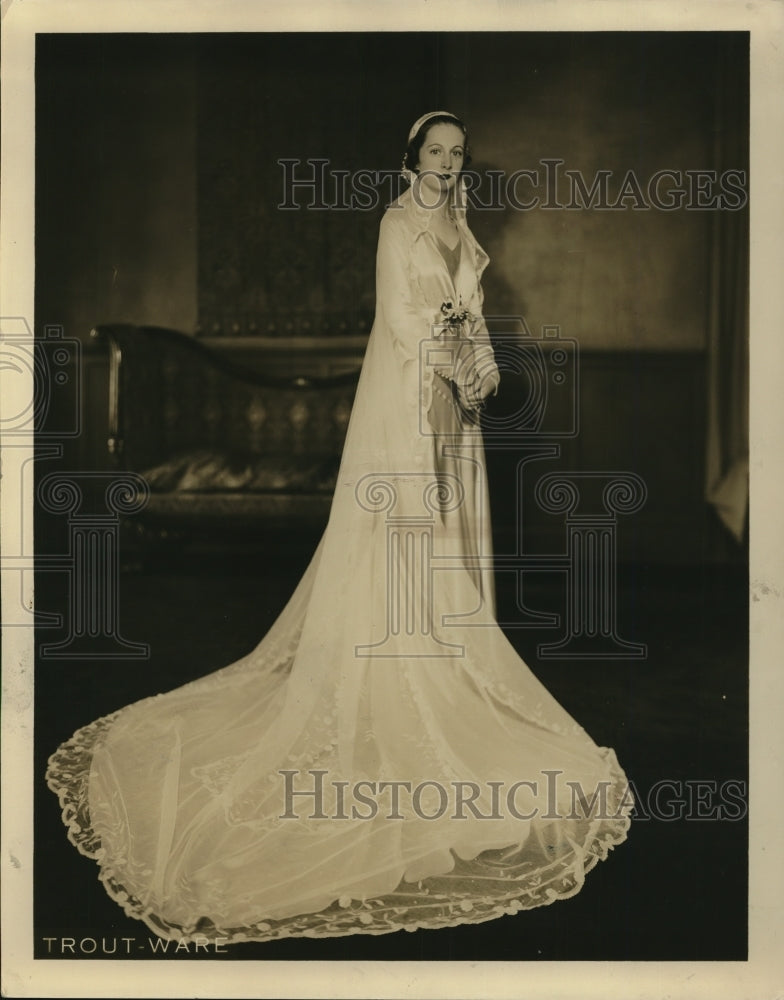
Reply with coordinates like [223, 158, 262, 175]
[705, 34, 749, 544]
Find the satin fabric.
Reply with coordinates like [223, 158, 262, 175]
[46, 182, 633, 943]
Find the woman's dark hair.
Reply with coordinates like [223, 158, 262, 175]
[403, 113, 472, 173]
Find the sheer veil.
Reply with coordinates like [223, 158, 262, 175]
[46, 172, 633, 943]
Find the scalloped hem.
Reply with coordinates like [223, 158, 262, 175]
[46, 715, 633, 945]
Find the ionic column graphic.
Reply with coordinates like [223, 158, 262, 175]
[534, 473, 647, 659]
[37, 473, 150, 659]
[353, 473, 465, 658]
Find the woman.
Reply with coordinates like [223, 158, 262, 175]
[47, 111, 632, 943]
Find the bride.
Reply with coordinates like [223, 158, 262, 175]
[46, 111, 633, 943]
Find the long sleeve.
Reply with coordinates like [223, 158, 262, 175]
[375, 215, 435, 372]
[452, 257, 500, 405]
[373, 214, 446, 446]
[373, 205, 499, 421]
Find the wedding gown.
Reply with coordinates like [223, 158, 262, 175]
[46, 184, 633, 943]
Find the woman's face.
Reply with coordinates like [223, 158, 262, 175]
[415, 122, 465, 197]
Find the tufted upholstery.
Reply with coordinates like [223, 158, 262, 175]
[92, 324, 361, 542]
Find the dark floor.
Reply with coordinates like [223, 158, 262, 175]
[34, 529, 748, 962]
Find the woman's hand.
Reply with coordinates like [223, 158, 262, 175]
[459, 369, 499, 409]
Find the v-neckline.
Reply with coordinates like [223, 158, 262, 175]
[433, 228, 460, 253]
[432, 230, 462, 294]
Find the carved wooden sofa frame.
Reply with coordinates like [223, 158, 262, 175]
[92, 324, 360, 563]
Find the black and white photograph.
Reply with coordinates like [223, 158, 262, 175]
[1, 2, 782, 998]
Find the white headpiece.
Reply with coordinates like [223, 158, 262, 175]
[401, 111, 465, 187]
[407, 110, 460, 142]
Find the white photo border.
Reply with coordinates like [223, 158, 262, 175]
[2, 1, 782, 997]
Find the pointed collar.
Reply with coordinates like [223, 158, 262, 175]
[391, 176, 471, 241]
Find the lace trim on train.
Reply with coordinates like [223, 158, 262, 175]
[46, 709, 633, 945]
[45, 711, 121, 858]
